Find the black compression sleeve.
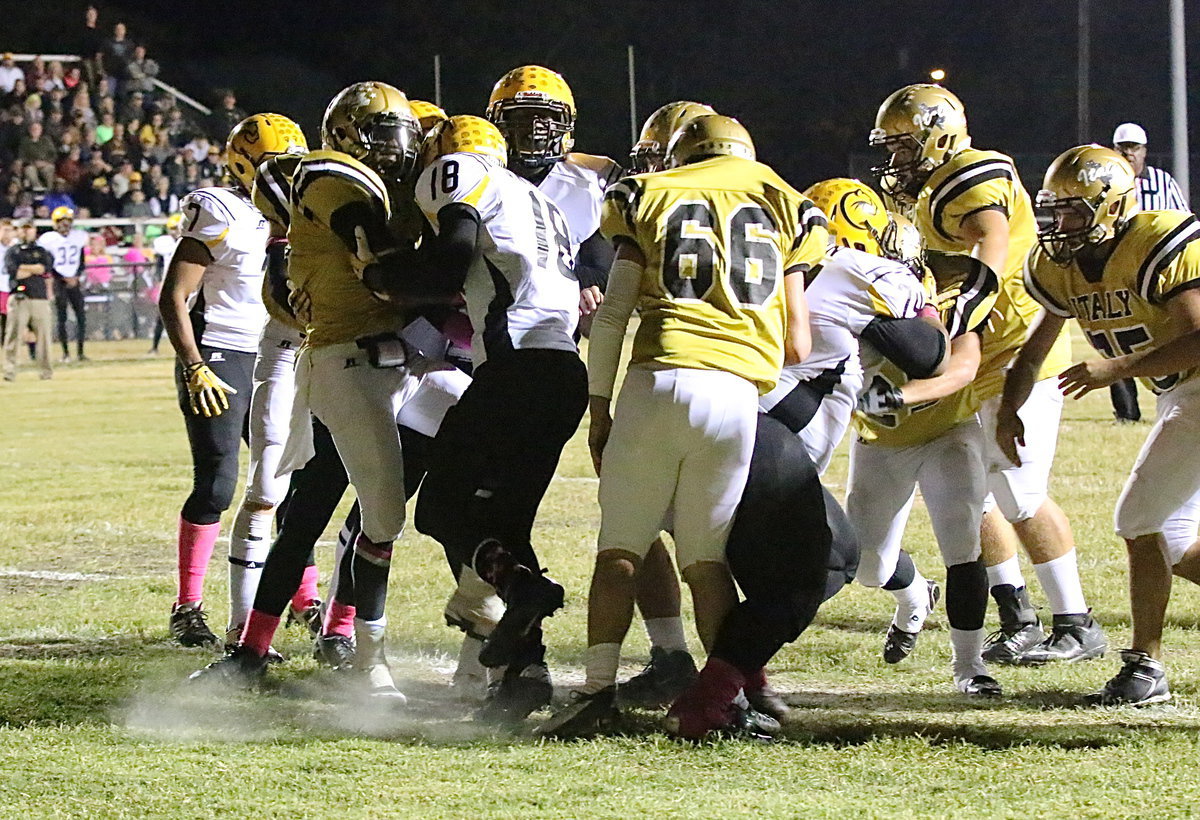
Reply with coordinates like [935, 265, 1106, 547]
[431, 202, 482, 293]
[574, 230, 614, 290]
[860, 316, 948, 380]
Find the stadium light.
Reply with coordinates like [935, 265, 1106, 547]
[929, 68, 946, 82]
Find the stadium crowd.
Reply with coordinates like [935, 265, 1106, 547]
[0, 5, 242, 222]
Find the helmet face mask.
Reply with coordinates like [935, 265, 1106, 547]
[357, 113, 422, 180]
[1035, 145, 1138, 265]
[868, 132, 929, 203]
[879, 213, 925, 278]
[629, 142, 664, 174]
[490, 101, 573, 169]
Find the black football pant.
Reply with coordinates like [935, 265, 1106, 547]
[55, 285, 86, 357]
[415, 348, 587, 584]
[710, 414, 860, 675]
[175, 346, 255, 525]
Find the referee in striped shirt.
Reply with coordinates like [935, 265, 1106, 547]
[1108, 122, 1191, 422]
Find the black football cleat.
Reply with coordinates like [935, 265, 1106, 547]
[478, 568, 564, 669]
[883, 580, 940, 664]
[313, 634, 356, 671]
[476, 663, 554, 725]
[1083, 650, 1171, 707]
[956, 674, 1003, 698]
[170, 602, 221, 648]
[537, 686, 619, 738]
[188, 643, 268, 688]
[618, 648, 698, 708]
[1020, 612, 1107, 665]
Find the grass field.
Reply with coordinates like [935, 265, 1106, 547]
[3, 337, 1200, 819]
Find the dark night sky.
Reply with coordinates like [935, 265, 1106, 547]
[9, 0, 1200, 192]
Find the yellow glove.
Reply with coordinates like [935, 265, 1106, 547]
[184, 363, 237, 418]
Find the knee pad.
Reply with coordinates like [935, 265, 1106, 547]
[229, 506, 273, 566]
[353, 534, 393, 568]
[944, 560, 988, 631]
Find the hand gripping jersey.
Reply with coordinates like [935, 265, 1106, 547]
[178, 186, 269, 353]
[37, 228, 89, 278]
[854, 251, 998, 447]
[759, 246, 928, 463]
[416, 152, 582, 367]
[537, 152, 623, 252]
[287, 149, 413, 347]
[916, 147, 1072, 398]
[252, 153, 305, 334]
[1025, 210, 1200, 395]
[600, 154, 828, 394]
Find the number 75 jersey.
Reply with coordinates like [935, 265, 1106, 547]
[416, 152, 581, 367]
[600, 154, 828, 394]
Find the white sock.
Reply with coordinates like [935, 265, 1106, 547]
[985, 555, 1025, 590]
[227, 506, 273, 631]
[453, 635, 486, 686]
[354, 616, 388, 667]
[580, 642, 621, 695]
[891, 569, 931, 632]
[643, 617, 689, 652]
[950, 627, 988, 681]
[1034, 550, 1088, 615]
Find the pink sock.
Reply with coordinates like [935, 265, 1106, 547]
[322, 599, 356, 638]
[291, 564, 320, 611]
[177, 517, 220, 606]
[241, 609, 281, 657]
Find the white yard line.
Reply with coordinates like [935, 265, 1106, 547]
[0, 567, 134, 582]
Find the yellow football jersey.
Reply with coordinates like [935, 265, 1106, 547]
[252, 153, 304, 332]
[286, 149, 411, 347]
[1025, 210, 1200, 395]
[855, 251, 999, 447]
[916, 147, 1072, 399]
[601, 154, 828, 394]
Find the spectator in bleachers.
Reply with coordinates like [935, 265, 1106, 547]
[95, 111, 115, 145]
[24, 57, 47, 92]
[18, 121, 56, 189]
[111, 159, 135, 198]
[148, 175, 178, 216]
[126, 46, 159, 96]
[121, 90, 145, 123]
[2, 77, 28, 110]
[120, 183, 151, 218]
[0, 180, 19, 218]
[80, 176, 116, 217]
[56, 145, 85, 190]
[206, 90, 244, 141]
[43, 178, 76, 213]
[80, 6, 104, 90]
[0, 54, 24, 94]
[102, 22, 134, 97]
[41, 61, 66, 94]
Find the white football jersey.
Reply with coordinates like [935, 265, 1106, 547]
[759, 246, 927, 471]
[37, 228, 89, 278]
[536, 153, 622, 252]
[416, 152, 581, 367]
[178, 187, 269, 353]
[152, 233, 179, 274]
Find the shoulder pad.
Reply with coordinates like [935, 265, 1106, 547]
[564, 152, 624, 186]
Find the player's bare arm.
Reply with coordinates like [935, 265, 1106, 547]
[960, 205, 1010, 278]
[782, 266, 811, 365]
[158, 236, 213, 370]
[996, 308, 1067, 465]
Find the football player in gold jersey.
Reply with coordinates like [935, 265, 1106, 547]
[849, 244, 1003, 695]
[871, 84, 1105, 665]
[270, 81, 426, 702]
[540, 115, 826, 737]
[1001, 145, 1200, 705]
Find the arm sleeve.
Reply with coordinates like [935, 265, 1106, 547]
[574, 229, 615, 290]
[860, 316, 948, 380]
[587, 257, 643, 399]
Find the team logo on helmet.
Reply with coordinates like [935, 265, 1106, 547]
[913, 103, 946, 130]
[1077, 159, 1119, 187]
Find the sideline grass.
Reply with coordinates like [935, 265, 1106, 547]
[2, 338, 1200, 818]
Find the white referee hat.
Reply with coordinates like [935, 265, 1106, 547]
[1113, 122, 1148, 145]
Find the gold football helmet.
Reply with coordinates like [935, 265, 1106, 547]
[322, 82, 422, 180]
[667, 114, 754, 168]
[486, 65, 575, 168]
[409, 100, 449, 136]
[880, 212, 925, 276]
[1036, 144, 1138, 264]
[421, 115, 507, 168]
[631, 101, 716, 173]
[225, 113, 307, 194]
[51, 205, 75, 223]
[868, 84, 969, 203]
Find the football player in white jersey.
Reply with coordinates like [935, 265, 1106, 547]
[216, 114, 311, 647]
[158, 117, 271, 649]
[486, 65, 622, 331]
[37, 206, 89, 362]
[412, 116, 587, 724]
